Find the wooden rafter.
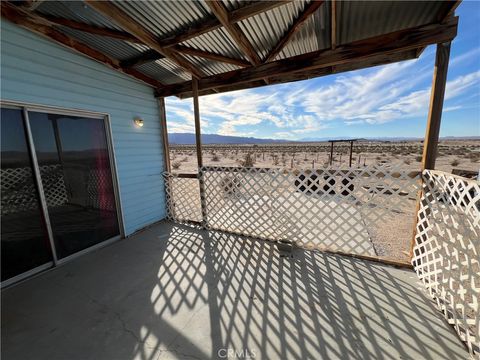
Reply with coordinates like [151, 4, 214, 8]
[265, 1, 325, 63]
[41, 14, 139, 43]
[159, 1, 293, 48]
[1, 2, 162, 88]
[331, 0, 337, 50]
[177, 49, 419, 98]
[156, 17, 458, 97]
[85, 0, 204, 79]
[206, 0, 261, 66]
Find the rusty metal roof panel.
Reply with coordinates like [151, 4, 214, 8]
[337, 1, 451, 45]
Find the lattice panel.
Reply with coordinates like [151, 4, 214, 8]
[1, 165, 68, 215]
[87, 168, 116, 211]
[200, 165, 420, 257]
[163, 173, 202, 223]
[412, 170, 479, 357]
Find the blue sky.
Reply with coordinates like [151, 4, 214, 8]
[166, 2, 480, 140]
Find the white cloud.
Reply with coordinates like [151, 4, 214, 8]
[165, 57, 480, 137]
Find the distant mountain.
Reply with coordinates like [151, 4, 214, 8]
[168, 133, 291, 145]
[169, 133, 479, 145]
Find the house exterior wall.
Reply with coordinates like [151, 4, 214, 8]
[1, 20, 167, 236]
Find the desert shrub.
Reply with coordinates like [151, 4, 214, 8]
[415, 156, 422, 162]
[273, 156, 279, 165]
[172, 161, 181, 170]
[451, 159, 460, 167]
[404, 159, 411, 165]
[467, 152, 480, 163]
[241, 153, 255, 167]
[212, 154, 220, 162]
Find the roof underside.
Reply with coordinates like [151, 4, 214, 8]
[3, 1, 459, 98]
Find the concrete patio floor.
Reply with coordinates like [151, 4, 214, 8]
[1, 221, 468, 360]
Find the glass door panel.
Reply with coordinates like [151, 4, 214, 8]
[28, 112, 120, 259]
[1, 108, 53, 281]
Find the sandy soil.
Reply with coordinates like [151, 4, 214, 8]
[166, 140, 479, 263]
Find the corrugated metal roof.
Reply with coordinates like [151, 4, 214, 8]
[58, 27, 147, 61]
[237, 1, 307, 61]
[36, 1, 123, 32]
[113, 0, 211, 39]
[28, 0, 457, 90]
[337, 1, 450, 45]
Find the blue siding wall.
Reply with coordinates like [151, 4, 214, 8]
[1, 21, 167, 235]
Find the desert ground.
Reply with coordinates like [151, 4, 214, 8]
[169, 139, 480, 175]
[166, 139, 479, 263]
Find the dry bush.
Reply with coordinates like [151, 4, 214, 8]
[404, 159, 411, 165]
[212, 153, 220, 162]
[451, 159, 460, 167]
[241, 153, 255, 167]
[415, 156, 422, 162]
[172, 161, 181, 170]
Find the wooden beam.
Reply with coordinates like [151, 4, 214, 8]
[159, 1, 292, 48]
[158, 98, 171, 172]
[1, 2, 163, 88]
[85, 0, 204, 79]
[206, 0, 261, 66]
[157, 17, 458, 97]
[41, 14, 140, 43]
[173, 45, 250, 68]
[422, 42, 451, 170]
[176, 49, 419, 98]
[265, 1, 325, 63]
[192, 78, 203, 168]
[121, 50, 164, 68]
[331, 0, 337, 50]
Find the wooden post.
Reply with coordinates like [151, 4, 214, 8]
[410, 42, 451, 260]
[192, 77, 208, 228]
[329, 141, 334, 165]
[349, 140, 354, 167]
[158, 97, 171, 172]
[192, 78, 203, 168]
[421, 42, 451, 170]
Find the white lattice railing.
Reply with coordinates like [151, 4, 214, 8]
[163, 173, 202, 223]
[164, 165, 420, 261]
[412, 170, 479, 357]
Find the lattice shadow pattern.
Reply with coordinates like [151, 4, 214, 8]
[412, 170, 479, 357]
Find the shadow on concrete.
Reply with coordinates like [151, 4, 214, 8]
[1, 222, 467, 359]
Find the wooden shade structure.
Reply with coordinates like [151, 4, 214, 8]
[2, 0, 460, 260]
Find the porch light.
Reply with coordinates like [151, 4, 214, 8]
[134, 117, 144, 127]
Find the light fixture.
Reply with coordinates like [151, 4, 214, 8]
[134, 117, 144, 127]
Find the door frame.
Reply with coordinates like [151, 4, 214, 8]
[0, 100, 125, 287]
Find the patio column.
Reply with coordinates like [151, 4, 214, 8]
[158, 97, 171, 172]
[410, 41, 451, 260]
[421, 42, 451, 170]
[192, 77, 208, 227]
[192, 77, 203, 168]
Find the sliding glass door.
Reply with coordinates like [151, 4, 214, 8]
[1, 105, 121, 284]
[1, 108, 53, 281]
